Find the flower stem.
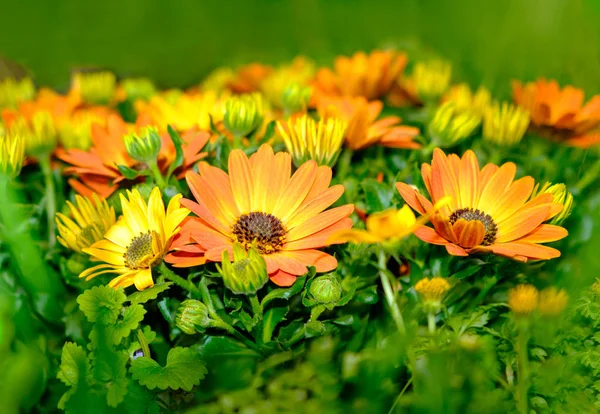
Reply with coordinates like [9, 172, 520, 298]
[388, 376, 413, 414]
[427, 312, 436, 334]
[158, 262, 199, 295]
[39, 155, 56, 249]
[377, 248, 406, 334]
[136, 329, 151, 359]
[249, 294, 263, 320]
[148, 160, 166, 189]
[516, 323, 530, 414]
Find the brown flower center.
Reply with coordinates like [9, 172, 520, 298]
[448, 208, 498, 246]
[124, 231, 157, 269]
[232, 212, 286, 254]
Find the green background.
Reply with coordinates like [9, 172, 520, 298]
[1, 0, 599, 95]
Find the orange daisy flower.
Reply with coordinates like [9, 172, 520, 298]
[396, 148, 568, 261]
[166, 144, 354, 287]
[227, 63, 274, 94]
[512, 78, 600, 147]
[56, 114, 210, 198]
[311, 50, 407, 103]
[317, 96, 420, 150]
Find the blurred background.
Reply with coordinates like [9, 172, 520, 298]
[1, 0, 599, 96]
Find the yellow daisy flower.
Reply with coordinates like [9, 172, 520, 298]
[80, 187, 189, 291]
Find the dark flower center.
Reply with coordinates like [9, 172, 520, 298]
[124, 232, 156, 269]
[232, 212, 286, 254]
[448, 207, 498, 246]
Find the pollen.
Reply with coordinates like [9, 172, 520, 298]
[449, 207, 498, 245]
[124, 232, 156, 269]
[232, 212, 286, 254]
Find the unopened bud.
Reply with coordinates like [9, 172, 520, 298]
[175, 299, 212, 335]
[124, 126, 162, 163]
[532, 182, 573, 225]
[223, 93, 264, 138]
[428, 102, 480, 147]
[309, 274, 343, 305]
[218, 243, 268, 295]
[281, 83, 312, 113]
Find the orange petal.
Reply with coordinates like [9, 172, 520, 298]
[490, 176, 535, 224]
[477, 162, 516, 214]
[395, 183, 428, 215]
[431, 148, 460, 211]
[228, 149, 254, 214]
[452, 219, 485, 249]
[496, 205, 551, 243]
[516, 224, 568, 243]
[458, 150, 480, 209]
[415, 226, 449, 245]
[446, 243, 469, 256]
[269, 270, 297, 287]
[264, 253, 307, 275]
[284, 250, 338, 272]
[285, 186, 347, 230]
[283, 217, 353, 250]
[273, 161, 318, 221]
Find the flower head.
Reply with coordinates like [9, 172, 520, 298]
[260, 57, 315, 108]
[512, 78, 600, 147]
[71, 71, 116, 105]
[415, 277, 451, 309]
[308, 274, 343, 305]
[532, 182, 573, 225]
[166, 144, 354, 287]
[508, 284, 539, 315]
[223, 93, 265, 138]
[317, 96, 420, 150]
[281, 83, 312, 114]
[0, 77, 35, 109]
[79, 187, 189, 291]
[0, 133, 26, 178]
[483, 101, 530, 146]
[443, 83, 491, 118]
[428, 101, 480, 147]
[117, 78, 157, 102]
[8, 112, 58, 157]
[218, 243, 269, 295]
[277, 114, 346, 167]
[390, 59, 452, 106]
[538, 287, 568, 316]
[56, 194, 116, 253]
[58, 110, 106, 150]
[175, 299, 212, 334]
[124, 126, 162, 163]
[396, 148, 568, 261]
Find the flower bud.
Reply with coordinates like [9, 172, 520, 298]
[428, 102, 480, 147]
[0, 133, 26, 178]
[483, 101, 530, 146]
[223, 93, 264, 138]
[413, 60, 452, 102]
[72, 71, 116, 105]
[538, 287, 568, 317]
[444, 83, 491, 118]
[532, 182, 573, 225]
[124, 126, 162, 163]
[26, 112, 58, 157]
[415, 277, 450, 312]
[119, 78, 157, 102]
[508, 284, 539, 316]
[218, 243, 268, 295]
[175, 299, 212, 335]
[281, 83, 312, 113]
[0, 77, 35, 108]
[309, 274, 343, 305]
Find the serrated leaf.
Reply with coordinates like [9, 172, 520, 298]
[124, 381, 161, 414]
[130, 347, 207, 391]
[91, 304, 147, 346]
[77, 286, 126, 324]
[261, 275, 307, 308]
[105, 351, 130, 407]
[128, 282, 172, 305]
[57, 343, 90, 410]
[166, 126, 184, 178]
[262, 304, 289, 343]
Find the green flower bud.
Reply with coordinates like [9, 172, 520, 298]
[72, 71, 116, 105]
[223, 93, 264, 138]
[428, 102, 480, 147]
[124, 126, 162, 163]
[309, 274, 343, 305]
[218, 243, 268, 295]
[0, 133, 25, 178]
[532, 182, 573, 225]
[175, 299, 212, 335]
[281, 83, 312, 113]
[120, 78, 157, 101]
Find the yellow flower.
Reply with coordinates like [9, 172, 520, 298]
[538, 287, 568, 316]
[260, 56, 315, 108]
[201, 67, 236, 92]
[483, 101, 530, 146]
[118, 78, 157, 101]
[277, 114, 346, 167]
[412, 60, 452, 101]
[58, 111, 105, 150]
[0, 133, 26, 178]
[56, 194, 116, 253]
[124, 126, 162, 163]
[281, 83, 312, 113]
[415, 277, 451, 302]
[428, 102, 480, 147]
[508, 284, 539, 315]
[71, 71, 116, 105]
[444, 83, 491, 118]
[9, 113, 58, 157]
[532, 182, 573, 225]
[0, 77, 35, 108]
[223, 93, 265, 138]
[80, 187, 189, 291]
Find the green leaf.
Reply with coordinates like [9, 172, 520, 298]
[354, 285, 379, 304]
[128, 282, 172, 305]
[57, 343, 90, 410]
[166, 125, 184, 178]
[261, 275, 307, 308]
[361, 179, 393, 212]
[91, 304, 146, 346]
[77, 286, 126, 324]
[124, 381, 161, 414]
[105, 351, 130, 407]
[117, 164, 142, 180]
[262, 304, 289, 343]
[130, 347, 207, 391]
[197, 335, 260, 358]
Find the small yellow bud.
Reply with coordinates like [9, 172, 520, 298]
[0, 134, 26, 178]
[0, 77, 35, 108]
[538, 287, 568, 316]
[12, 112, 58, 157]
[508, 284, 539, 316]
[412, 60, 452, 102]
[59, 111, 105, 150]
[277, 114, 346, 167]
[532, 182, 573, 225]
[281, 83, 312, 113]
[444, 83, 491, 118]
[72, 71, 116, 105]
[428, 101, 480, 147]
[415, 277, 451, 312]
[218, 243, 268, 295]
[119, 78, 157, 102]
[201, 67, 236, 92]
[483, 101, 530, 146]
[123, 126, 162, 163]
[223, 93, 264, 138]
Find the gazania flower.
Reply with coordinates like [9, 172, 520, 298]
[396, 148, 568, 261]
[80, 187, 189, 291]
[311, 50, 407, 102]
[56, 114, 210, 197]
[56, 194, 116, 253]
[512, 78, 600, 147]
[166, 144, 354, 287]
[317, 96, 420, 150]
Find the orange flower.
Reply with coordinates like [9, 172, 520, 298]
[56, 114, 210, 198]
[166, 144, 354, 286]
[512, 78, 600, 147]
[396, 148, 568, 261]
[311, 50, 407, 103]
[317, 96, 420, 150]
[228, 63, 273, 94]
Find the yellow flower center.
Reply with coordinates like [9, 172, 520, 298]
[124, 232, 157, 269]
[232, 212, 286, 254]
[449, 207, 498, 246]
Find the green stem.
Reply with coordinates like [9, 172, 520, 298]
[377, 248, 406, 335]
[39, 155, 56, 249]
[388, 377, 413, 414]
[136, 329, 151, 358]
[148, 160, 166, 189]
[159, 262, 199, 295]
[427, 312, 436, 334]
[249, 294, 263, 320]
[336, 147, 353, 178]
[516, 323, 530, 414]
